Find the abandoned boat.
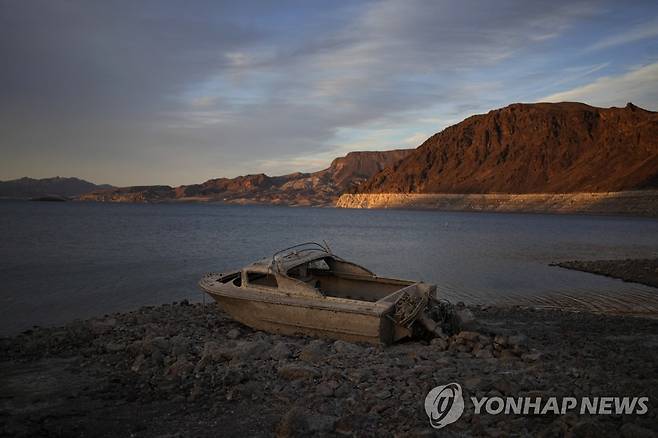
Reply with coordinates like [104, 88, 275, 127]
[199, 242, 457, 345]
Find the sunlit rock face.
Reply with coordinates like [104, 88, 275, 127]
[355, 102, 658, 195]
[335, 191, 658, 217]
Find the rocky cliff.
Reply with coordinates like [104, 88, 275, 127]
[0, 177, 112, 199]
[355, 102, 658, 194]
[79, 149, 411, 205]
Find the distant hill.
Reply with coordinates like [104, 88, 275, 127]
[79, 149, 412, 205]
[355, 102, 658, 194]
[0, 177, 113, 199]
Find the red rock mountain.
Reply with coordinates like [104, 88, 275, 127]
[80, 150, 411, 205]
[355, 102, 658, 194]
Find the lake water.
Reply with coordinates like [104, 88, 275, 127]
[1, 200, 658, 335]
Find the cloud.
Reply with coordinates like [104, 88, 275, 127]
[541, 62, 658, 109]
[164, 0, 603, 174]
[589, 17, 658, 51]
[1, 0, 655, 185]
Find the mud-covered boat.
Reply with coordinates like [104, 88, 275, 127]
[199, 242, 456, 345]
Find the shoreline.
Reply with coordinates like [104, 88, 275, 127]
[5, 191, 658, 218]
[2, 302, 656, 436]
[336, 190, 658, 217]
[552, 259, 658, 289]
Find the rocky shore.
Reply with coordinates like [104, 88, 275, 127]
[336, 191, 658, 217]
[1, 302, 657, 437]
[552, 259, 658, 289]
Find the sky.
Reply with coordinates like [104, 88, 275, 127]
[1, 0, 657, 186]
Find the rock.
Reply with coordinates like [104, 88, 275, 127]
[522, 351, 543, 362]
[104, 342, 125, 353]
[430, 337, 448, 350]
[457, 331, 480, 342]
[464, 377, 483, 392]
[89, 318, 117, 335]
[200, 340, 221, 357]
[299, 340, 328, 363]
[333, 340, 362, 355]
[195, 341, 231, 371]
[150, 349, 164, 366]
[474, 347, 493, 359]
[494, 335, 508, 348]
[270, 342, 292, 360]
[508, 334, 528, 350]
[498, 350, 518, 360]
[277, 407, 307, 437]
[456, 307, 477, 331]
[334, 383, 353, 398]
[165, 357, 193, 379]
[131, 353, 147, 372]
[277, 364, 319, 380]
[620, 423, 655, 438]
[236, 381, 261, 400]
[306, 414, 338, 433]
[276, 408, 337, 437]
[170, 335, 191, 356]
[334, 414, 379, 436]
[234, 340, 270, 361]
[221, 367, 245, 386]
[570, 420, 606, 437]
[492, 377, 515, 395]
[226, 329, 240, 339]
[188, 382, 202, 401]
[316, 382, 336, 397]
[143, 336, 170, 355]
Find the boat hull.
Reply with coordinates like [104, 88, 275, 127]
[211, 294, 389, 344]
[199, 275, 400, 344]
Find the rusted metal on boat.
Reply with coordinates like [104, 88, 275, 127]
[199, 242, 455, 345]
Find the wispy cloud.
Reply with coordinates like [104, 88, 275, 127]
[541, 62, 658, 108]
[589, 17, 658, 51]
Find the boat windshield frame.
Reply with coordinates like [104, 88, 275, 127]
[271, 242, 332, 270]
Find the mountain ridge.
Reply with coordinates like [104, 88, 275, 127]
[0, 176, 113, 199]
[79, 149, 412, 205]
[355, 102, 658, 194]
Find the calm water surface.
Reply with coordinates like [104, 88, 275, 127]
[1, 200, 658, 334]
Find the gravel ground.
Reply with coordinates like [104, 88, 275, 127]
[1, 302, 657, 437]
